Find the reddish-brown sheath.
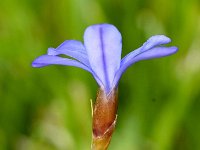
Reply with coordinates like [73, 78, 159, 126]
[92, 88, 118, 150]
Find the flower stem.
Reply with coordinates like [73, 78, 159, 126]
[91, 88, 118, 150]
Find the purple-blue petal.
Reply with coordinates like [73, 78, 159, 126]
[113, 35, 178, 87]
[84, 24, 122, 92]
[47, 48, 57, 56]
[57, 40, 87, 54]
[48, 40, 90, 67]
[32, 55, 104, 87]
[32, 55, 90, 70]
[141, 35, 171, 50]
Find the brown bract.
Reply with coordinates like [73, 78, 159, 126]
[92, 88, 118, 150]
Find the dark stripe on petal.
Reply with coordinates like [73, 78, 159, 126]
[99, 27, 110, 92]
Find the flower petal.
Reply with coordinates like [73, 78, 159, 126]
[32, 55, 104, 87]
[113, 35, 178, 86]
[32, 55, 90, 70]
[84, 24, 122, 92]
[141, 35, 171, 50]
[48, 40, 90, 67]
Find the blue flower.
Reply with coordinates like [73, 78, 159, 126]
[32, 24, 178, 94]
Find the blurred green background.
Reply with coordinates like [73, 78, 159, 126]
[0, 0, 200, 149]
